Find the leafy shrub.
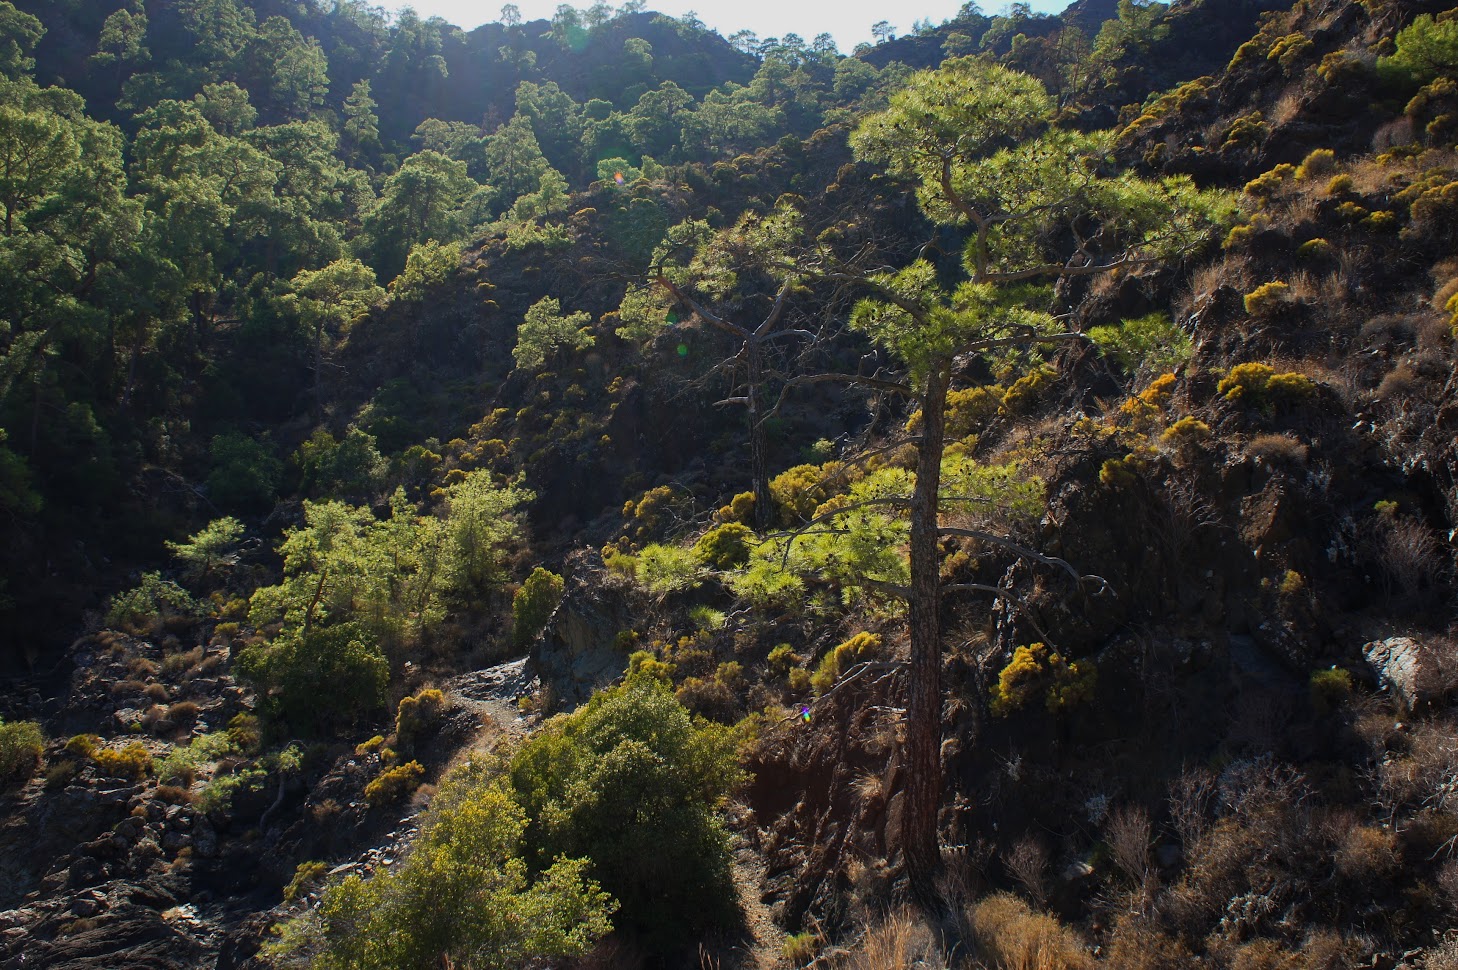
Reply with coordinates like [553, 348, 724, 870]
[1310, 667, 1353, 715]
[1000, 364, 1057, 415]
[693, 522, 753, 569]
[93, 742, 153, 780]
[1217, 362, 1316, 405]
[990, 643, 1097, 716]
[208, 433, 283, 512]
[106, 572, 200, 633]
[1222, 111, 1268, 150]
[512, 567, 564, 649]
[1243, 281, 1292, 316]
[365, 761, 425, 806]
[718, 491, 756, 524]
[1160, 416, 1211, 447]
[395, 689, 447, 748]
[769, 462, 845, 525]
[157, 732, 237, 786]
[767, 643, 798, 676]
[1088, 314, 1192, 375]
[1297, 238, 1333, 259]
[271, 766, 614, 970]
[284, 860, 330, 902]
[235, 625, 389, 736]
[197, 766, 268, 813]
[0, 718, 44, 785]
[1378, 13, 1458, 87]
[810, 632, 883, 695]
[1243, 164, 1294, 199]
[1296, 148, 1336, 180]
[634, 543, 702, 596]
[509, 674, 742, 949]
[1268, 33, 1313, 71]
[1326, 173, 1354, 196]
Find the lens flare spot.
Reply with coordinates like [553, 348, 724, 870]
[677, 343, 689, 357]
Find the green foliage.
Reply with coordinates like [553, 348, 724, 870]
[388, 240, 462, 303]
[1379, 13, 1458, 87]
[365, 760, 425, 806]
[157, 731, 237, 785]
[693, 522, 754, 569]
[0, 717, 42, 785]
[1161, 416, 1211, 447]
[196, 764, 268, 813]
[634, 543, 703, 596]
[92, 741, 153, 780]
[509, 675, 742, 948]
[512, 296, 594, 370]
[106, 572, 200, 632]
[166, 516, 243, 581]
[1243, 281, 1293, 316]
[1310, 667, 1354, 716]
[1217, 362, 1317, 406]
[1088, 313, 1192, 375]
[296, 428, 386, 497]
[1268, 33, 1313, 71]
[512, 567, 564, 649]
[284, 860, 329, 903]
[989, 643, 1097, 717]
[207, 433, 282, 512]
[1296, 149, 1337, 181]
[810, 632, 883, 695]
[769, 462, 844, 525]
[273, 764, 613, 970]
[440, 471, 532, 596]
[235, 624, 389, 736]
[396, 688, 447, 748]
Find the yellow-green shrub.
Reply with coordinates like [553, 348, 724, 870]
[1310, 667, 1353, 715]
[810, 632, 883, 695]
[512, 567, 564, 649]
[1326, 173, 1354, 196]
[1297, 238, 1333, 259]
[1269, 33, 1314, 70]
[364, 760, 424, 806]
[395, 689, 447, 747]
[1217, 362, 1317, 404]
[1000, 365, 1057, 415]
[1161, 416, 1211, 446]
[990, 643, 1097, 716]
[1243, 281, 1292, 316]
[1296, 148, 1336, 180]
[693, 522, 754, 569]
[717, 491, 755, 524]
[93, 742, 153, 780]
[769, 462, 844, 525]
[0, 719, 44, 785]
[1244, 164, 1294, 198]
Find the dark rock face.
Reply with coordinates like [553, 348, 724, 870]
[531, 551, 634, 706]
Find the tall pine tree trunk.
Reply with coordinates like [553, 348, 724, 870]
[901, 362, 949, 907]
[746, 338, 773, 533]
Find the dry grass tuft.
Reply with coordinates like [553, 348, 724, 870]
[970, 894, 1092, 970]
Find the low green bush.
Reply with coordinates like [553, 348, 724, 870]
[0, 718, 44, 785]
[512, 567, 564, 649]
[509, 672, 742, 949]
[365, 761, 425, 806]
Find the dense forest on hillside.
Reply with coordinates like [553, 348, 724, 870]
[0, 0, 1457, 968]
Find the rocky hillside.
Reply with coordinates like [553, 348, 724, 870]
[1, 1, 1457, 969]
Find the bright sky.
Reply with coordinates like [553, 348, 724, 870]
[388, 1, 1071, 52]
